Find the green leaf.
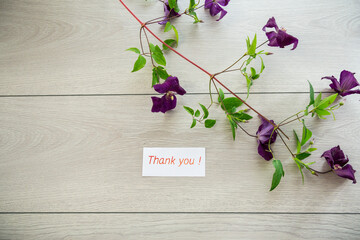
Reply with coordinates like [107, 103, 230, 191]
[252, 74, 260, 80]
[218, 88, 225, 102]
[164, 22, 173, 32]
[308, 81, 315, 106]
[270, 160, 285, 191]
[152, 68, 159, 86]
[126, 47, 140, 54]
[168, 0, 180, 13]
[300, 120, 312, 146]
[195, 110, 200, 117]
[250, 67, 256, 78]
[190, 118, 196, 128]
[296, 152, 311, 160]
[229, 119, 237, 140]
[259, 56, 265, 73]
[246, 37, 251, 52]
[199, 104, 209, 119]
[163, 39, 177, 50]
[183, 106, 194, 116]
[314, 93, 322, 107]
[232, 112, 253, 122]
[172, 25, 179, 43]
[308, 148, 317, 152]
[294, 158, 305, 184]
[205, 119, 216, 128]
[131, 55, 146, 72]
[151, 45, 166, 66]
[317, 93, 338, 110]
[248, 34, 257, 56]
[156, 66, 169, 80]
[245, 73, 253, 98]
[315, 109, 331, 116]
[221, 97, 243, 113]
[293, 130, 301, 154]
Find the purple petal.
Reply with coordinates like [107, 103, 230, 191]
[331, 145, 349, 167]
[340, 89, 360, 96]
[266, 31, 280, 47]
[256, 117, 277, 145]
[322, 145, 350, 169]
[339, 70, 359, 91]
[321, 148, 335, 168]
[275, 30, 299, 50]
[204, 0, 213, 9]
[151, 94, 177, 113]
[321, 75, 341, 93]
[217, 0, 230, 7]
[153, 76, 186, 95]
[209, 3, 223, 17]
[262, 17, 279, 32]
[158, 0, 180, 25]
[334, 164, 357, 184]
[216, 9, 227, 21]
[257, 142, 273, 161]
[151, 96, 163, 113]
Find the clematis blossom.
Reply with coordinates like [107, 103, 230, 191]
[151, 76, 186, 113]
[321, 146, 356, 184]
[204, 0, 230, 21]
[158, 0, 181, 25]
[256, 117, 277, 161]
[322, 70, 360, 97]
[262, 17, 298, 50]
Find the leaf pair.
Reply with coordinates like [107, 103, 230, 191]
[184, 104, 216, 128]
[218, 89, 253, 140]
[306, 81, 338, 119]
[127, 48, 147, 72]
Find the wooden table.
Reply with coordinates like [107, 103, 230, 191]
[1, 0, 359, 239]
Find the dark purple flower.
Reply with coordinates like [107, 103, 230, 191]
[262, 17, 298, 50]
[158, 0, 181, 25]
[256, 117, 277, 161]
[151, 76, 186, 113]
[204, 0, 230, 21]
[322, 70, 360, 97]
[321, 146, 356, 184]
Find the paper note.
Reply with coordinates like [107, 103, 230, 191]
[142, 148, 205, 177]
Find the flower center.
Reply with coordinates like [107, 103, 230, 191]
[280, 27, 287, 32]
[166, 92, 175, 101]
[334, 164, 342, 170]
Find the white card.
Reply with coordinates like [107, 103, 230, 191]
[142, 148, 205, 177]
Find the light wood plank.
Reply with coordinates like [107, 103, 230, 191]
[0, 94, 359, 212]
[0, 214, 359, 240]
[0, 0, 359, 95]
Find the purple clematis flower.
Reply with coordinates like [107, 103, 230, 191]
[204, 0, 230, 21]
[151, 76, 186, 113]
[322, 70, 360, 97]
[256, 117, 277, 161]
[321, 146, 356, 184]
[262, 17, 298, 50]
[158, 0, 181, 25]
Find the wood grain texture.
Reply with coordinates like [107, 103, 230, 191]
[0, 94, 359, 212]
[0, 0, 359, 95]
[0, 214, 359, 240]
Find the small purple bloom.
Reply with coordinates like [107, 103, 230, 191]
[151, 76, 186, 113]
[158, 0, 181, 25]
[321, 146, 356, 184]
[322, 70, 360, 97]
[204, 0, 230, 21]
[262, 17, 298, 50]
[256, 117, 277, 161]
